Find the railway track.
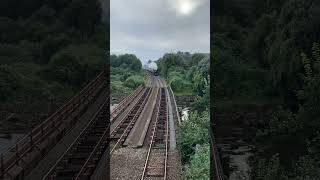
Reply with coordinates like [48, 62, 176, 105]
[111, 85, 144, 122]
[158, 78, 165, 88]
[43, 85, 152, 179]
[42, 97, 110, 180]
[141, 88, 169, 180]
[147, 73, 155, 87]
[0, 72, 106, 179]
[146, 73, 152, 87]
[110, 87, 152, 154]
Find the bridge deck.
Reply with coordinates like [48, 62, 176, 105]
[25, 88, 109, 180]
[111, 75, 182, 180]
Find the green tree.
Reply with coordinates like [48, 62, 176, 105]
[178, 111, 209, 163]
[63, 0, 102, 37]
[48, 51, 83, 85]
[0, 65, 21, 101]
[185, 144, 210, 180]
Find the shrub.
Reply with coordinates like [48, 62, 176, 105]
[178, 111, 209, 163]
[0, 65, 21, 101]
[124, 75, 144, 89]
[185, 144, 210, 180]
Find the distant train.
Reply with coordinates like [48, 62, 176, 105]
[153, 69, 159, 76]
[147, 69, 159, 76]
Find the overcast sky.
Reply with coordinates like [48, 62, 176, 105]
[110, 0, 210, 64]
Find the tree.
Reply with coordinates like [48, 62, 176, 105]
[111, 54, 142, 71]
[185, 144, 210, 180]
[63, 0, 102, 37]
[0, 65, 21, 101]
[178, 111, 209, 163]
[49, 51, 83, 85]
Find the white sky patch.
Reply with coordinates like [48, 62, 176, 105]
[167, 0, 207, 16]
[111, 0, 210, 64]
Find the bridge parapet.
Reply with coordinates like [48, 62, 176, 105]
[211, 130, 224, 180]
[0, 72, 106, 179]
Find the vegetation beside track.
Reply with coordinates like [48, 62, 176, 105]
[156, 52, 209, 97]
[214, 0, 320, 179]
[156, 52, 210, 179]
[110, 54, 146, 97]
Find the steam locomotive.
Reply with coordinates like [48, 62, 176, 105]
[147, 69, 159, 76]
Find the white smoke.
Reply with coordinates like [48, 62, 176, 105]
[148, 62, 158, 70]
[144, 61, 158, 71]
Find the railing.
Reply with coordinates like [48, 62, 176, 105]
[168, 86, 181, 125]
[211, 130, 224, 180]
[0, 72, 106, 178]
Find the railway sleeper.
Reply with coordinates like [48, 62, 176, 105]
[56, 163, 82, 171]
[72, 146, 95, 152]
[78, 138, 99, 144]
[110, 134, 122, 139]
[72, 146, 92, 151]
[54, 171, 78, 178]
[118, 122, 130, 127]
[113, 129, 125, 135]
[153, 144, 165, 149]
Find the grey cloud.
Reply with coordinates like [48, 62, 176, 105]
[111, 0, 210, 64]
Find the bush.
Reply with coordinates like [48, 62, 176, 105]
[169, 76, 193, 94]
[111, 81, 130, 95]
[185, 144, 210, 180]
[253, 154, 283, 180]
[48, 51, 83, 85]
[0, 65, 22, 101]
[124, 75, 144, 89]
[178, 111, 209, 163]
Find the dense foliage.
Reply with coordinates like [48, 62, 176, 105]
[157, 52, 210, 179]
[214, 0, 320, 179]
[157, 52, 209, 96]
[110, 54, 145, 95]
[185, 144, 210, 179]
[0, 0, 107, 105]
[111, 54, 142, 71]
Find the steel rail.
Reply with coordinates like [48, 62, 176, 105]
[158, 77, 164, 88]
[111, 85, 144, 122]
[74, 122, 109, 180]
[0, 72, 106, 178]
[145, 73, 151, 87]
[111, 85, 143, 113]
[42, 97, 109, 180]
[110, 88, 151, 154]
[164, 89, 169, 180]
[140, 89, 161, 180]
[147, 73, 154, 87]
[157, 76, 161, 87]
[110, 88, 147, 134]
[140, 88, 168, 180]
